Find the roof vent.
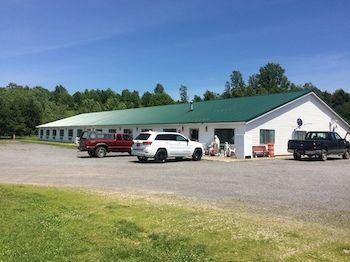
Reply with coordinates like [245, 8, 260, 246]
[189, 100, 194, 111]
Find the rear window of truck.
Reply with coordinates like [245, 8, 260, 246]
[135, 134, 151, 140]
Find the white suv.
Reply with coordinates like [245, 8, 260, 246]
[131, 131, 204, 162]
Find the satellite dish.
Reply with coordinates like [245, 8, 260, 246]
[297, 118, 303, 127]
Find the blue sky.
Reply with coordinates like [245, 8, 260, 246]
[0, 0, 349, 98]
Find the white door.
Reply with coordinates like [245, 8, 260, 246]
[175, 134, 191, 156]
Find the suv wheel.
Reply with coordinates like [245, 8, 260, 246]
[343, 150, 350, 160]
[320, 150, 328, 161]
[155, 149, 167, 163]
[95, 146, 107, 158]
[192, 148, 203, 161]
[137, 156, 148, 162]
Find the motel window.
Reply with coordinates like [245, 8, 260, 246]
[214, 129, 235, 145]
[292, 131, 307, 140]
[163, 128, 177, 132]
[95, 129, 102, 132]
[68, 129, 73, 140]
[46, 130, 50, 136]
[40, 130, 43, 137]
[59, 129, 64, 139]
[52, 130, 57, 137]
[77, 129, 83, 137]
[124, 129, 133, 135]
[109, 129, 117, 133]
[260, 129, 275, 144]
[141, 128, 152, 132]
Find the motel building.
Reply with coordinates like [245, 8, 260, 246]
[37, 90, 350, 159]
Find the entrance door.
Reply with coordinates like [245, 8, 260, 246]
[189, 128, 199, 141]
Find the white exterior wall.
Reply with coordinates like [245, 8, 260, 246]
[246, 93, 350, 156]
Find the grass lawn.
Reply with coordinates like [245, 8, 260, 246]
[0, 185, 349, 261]
[14, 136, 76, 149]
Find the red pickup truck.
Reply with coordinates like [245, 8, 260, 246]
[78, 131, 133, 158]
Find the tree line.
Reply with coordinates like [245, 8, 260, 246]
[0, 63, 349, 136]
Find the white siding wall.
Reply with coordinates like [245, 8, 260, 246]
[246, 93, 350, 156]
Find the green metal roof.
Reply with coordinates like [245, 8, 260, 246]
[37, 90, 312, 128]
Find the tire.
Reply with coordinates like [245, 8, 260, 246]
[137, 156, 148, 162]
[128, 150, 132, 156]
[320, 150, 328, 161]
[192, 148, 203, 161]
[95, 146, 107, 158]
[88, 151, 95, 157]
[293, 152, 301, 160]
[154, 149, 167, 163]
[343, 150, 350, 160]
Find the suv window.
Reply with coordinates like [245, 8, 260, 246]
[90, 132, 97, 139]
[135, 134, 151, 140]
[123, 134, 133, 141]
[155, 134, 176, 141]
[176, 135, 187, 142]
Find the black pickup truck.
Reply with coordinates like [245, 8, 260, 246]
[288, 131, 350, 161]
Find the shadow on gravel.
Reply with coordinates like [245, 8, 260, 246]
[77, 154, 131, 159]
[283, 157, 344, 161]
[130, 158, 193, 164]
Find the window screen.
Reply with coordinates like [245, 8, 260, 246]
[52, 130, 57, 136]
[124, 129, 132, 135]
[109, 129, 117, 133]
[214, 129, 235, 144]
[40, 130, 43, 136]
[292, 131, 306, 140]
[95, 129, 102, 132]
[46, 130, 50, 136]
[141, 129, 152, 132]
[68, 129, 73, 137]
[59, 130, 64, 138]
[260, 129, 275, 144]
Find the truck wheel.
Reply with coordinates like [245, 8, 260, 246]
[155, 149, 167, 163]
[293, 152, 301, 160]
[137, 156, 148, 162]
[192, 148, 203, 161]
[88, 151, 95, 157]
[343, 150, 350, 160]
[320, 150, 328, 161]
[95, 146, 107, 158]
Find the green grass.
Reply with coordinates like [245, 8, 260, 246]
[14, 136, 76, 149]
[0, 185, 349, 261]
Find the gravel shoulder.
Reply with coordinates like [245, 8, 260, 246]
[1, 142, 349, 225]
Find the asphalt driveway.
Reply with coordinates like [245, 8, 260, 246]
[1, 142, 349, 223]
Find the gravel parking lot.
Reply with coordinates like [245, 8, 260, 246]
[1, 142, 349, 223]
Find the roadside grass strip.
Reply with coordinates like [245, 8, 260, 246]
[0, 185, 349, 261]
